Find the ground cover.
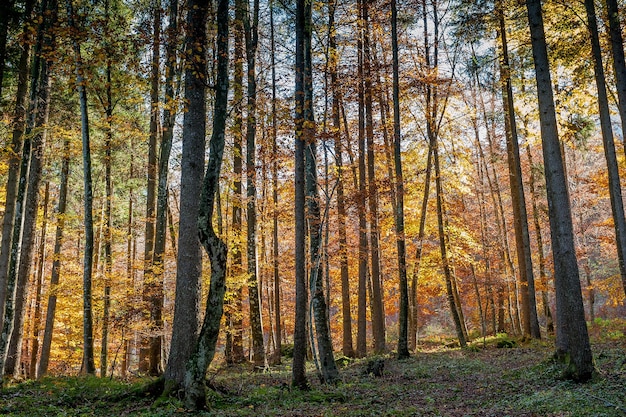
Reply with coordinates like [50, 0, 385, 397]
[1, 322, 624, 416]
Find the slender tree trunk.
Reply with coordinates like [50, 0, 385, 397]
[141, 0, 160, 374]
[38, 138, 70, 378]
[496, 0, 540, 339]
[151, 0, 179, 377]
[304, 27, 338, 382]
[356, 0, 369, 358]
[270, 1, 282, 364]
[525, 0, 593, 381]
[362, 1, 385, 354]
[434, 139, 466, 348]
[292, 0, 309, 390]
[67, 0, 96, 375]
[391, 0, 409, 359]
[228, 0, 245, 365]
[29, 182, 49, 378]
[328, 0, 354, 359]
[163, 0, 206, 389]
[241, 0, 265, 368]
[584, 0, 626, 302]
[525, 143, 553, 334]
[184, 0, 228, 407]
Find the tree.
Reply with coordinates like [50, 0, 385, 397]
[66, 0, 96, 375]
[240, 0, 265, 369]
[584, 0, 626, 301]
[183, 0, 229, 408]
[391, 0, 409, 359]
[496, 0, 540, 339]
[292, 0, 310, 390]
[328, 0, 354, 359]
[163, 0, 207, 389]
[606, 0, 626, 168]
[140, 0, 160, 375]
[525, 0, 593, 381]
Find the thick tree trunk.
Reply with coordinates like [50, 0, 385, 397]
[525, 0, 593, 381]
[163, 0, 207, 389]
[184, 0, 229, 407]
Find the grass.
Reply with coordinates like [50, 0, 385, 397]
[1, 321, 625, 416]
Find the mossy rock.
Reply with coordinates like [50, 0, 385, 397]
[496, 339, 516, 348]
[281, 343, 294, 358]
[335, 356, 353, 368]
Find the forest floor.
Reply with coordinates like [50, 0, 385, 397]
[1, 319, 625, 416]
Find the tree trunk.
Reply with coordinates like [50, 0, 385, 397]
[184, 0, 228, 408]
[270, 1, 282, 363]
[0, 0, 14, 101]
[496, 0, 540, 339]
[38, 138, 70, 378]
[162, 0, 206, 389]
[525, 143, 553, 334]
[241, 0, 265, 369]
[66, 0, 96, 375]
[606, 0, 626, 166]
[391, 0, 409, 359]
[362, 0, 385, 354]
[525, 0, 593, 381]
[584, 0, 626, 303]
[292, 0, 309, 390]
[141, 0, 160, 375]
[29, 182, 49, 378]
[228, 0, 245, 365]
[328, 0, 353, 359]
[356, 0, 368, 358]
[151, 0, 179, 377]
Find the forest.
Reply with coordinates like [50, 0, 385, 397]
[0, 0, 625, 414]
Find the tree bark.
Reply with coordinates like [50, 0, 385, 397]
[525, 0, 593, 381]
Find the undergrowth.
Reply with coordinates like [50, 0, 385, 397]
[1, 320, 624, 416]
